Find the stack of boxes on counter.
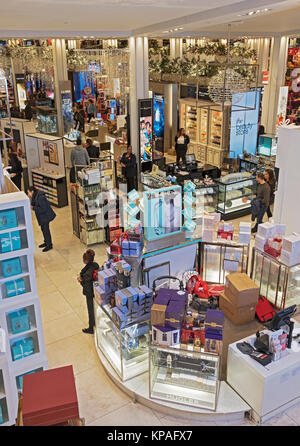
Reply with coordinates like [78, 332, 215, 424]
[105, 195, 123, 244]
[110, 222, 144, 258]
[202, 213, 220, 242]
[255, 222, 286, 259]
[201, 214, 251, 245]
[280, 234, 300, 267]
[94, 259, 153, 329]
[219, 273, 259, 325]
[204, 310, 225, 354]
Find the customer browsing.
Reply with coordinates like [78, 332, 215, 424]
[251, 172, 271, 234]
[78, 249, 99, 334]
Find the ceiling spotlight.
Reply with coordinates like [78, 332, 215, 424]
[264, 8, 268, 11]
[174, 28, 178, 31]
[179, 27, 183, 30]
[248, 11, 254, 15]
[256, 10, 260, 13]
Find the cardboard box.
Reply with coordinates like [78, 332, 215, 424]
[151, 304, 167, 326]
[219, 293, 256, 325]
[225, 273, 259, 307]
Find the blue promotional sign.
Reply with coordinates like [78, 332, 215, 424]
[230, 90, 261, 158]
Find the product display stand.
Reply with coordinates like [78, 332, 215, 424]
[0, 178, 48, 425]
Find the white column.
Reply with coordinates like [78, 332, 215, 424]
[261, 36, 288, 134]
[143, 37, 149, 97]
[52, 38, 68, 137]
[175, 38, 183, 58]
[170, 38, 176, 58]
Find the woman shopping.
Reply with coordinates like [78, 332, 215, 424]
[78, 249, 99, 334]
[175, 128, 190, 166]
[265, 169, 276, 218]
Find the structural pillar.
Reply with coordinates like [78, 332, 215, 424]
[260, 36, 288, 134]
[52, 38, 69, 137]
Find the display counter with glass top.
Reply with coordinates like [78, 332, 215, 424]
[94, 300, 150, 381]
[251, 248, 300, 310]
[216, 173, 256, 219]
[149, 344, 220, 410]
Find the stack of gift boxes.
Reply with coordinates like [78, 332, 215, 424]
[202, 213, 220, 242]
[151, 288, 188, 347]
[217, 221, 234, 241]
[204, 309, 225, 354]
[255, 222, 286, 257]
[238, 222, 251, 245]
[106, 196, 123, 243]
[280, 234, 300, 267]
[112, 285, 153, 329]
[219, 273, 259, 325]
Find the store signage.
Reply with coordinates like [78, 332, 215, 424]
[138, 98, 153, 165]
[262, 71, 269, 84]
[229, 90, 261, 158]
[153, 93, 164, 158]
[61, 89, 73, 135]
[285, 47, 300, 121]
[276, 86, 289, 128]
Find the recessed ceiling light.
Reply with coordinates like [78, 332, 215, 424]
[256, 10, 260, 13]
[264, 8, 268, 11]
[248, 11, 254, 15]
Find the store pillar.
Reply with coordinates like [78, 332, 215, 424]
[128, 36, 149, 172]
[260, 36, 288, 134]
[52, 38, 68, 137]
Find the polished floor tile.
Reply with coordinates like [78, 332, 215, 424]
[87, 402, 163, 426]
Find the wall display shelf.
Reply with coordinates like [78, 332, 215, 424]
[179, 99, 229, 167]
[94, 300, 150, 382]
[190, 181, 219, 216]
[251, 248, 300, 310]
[200, 241, 250, 284]
[149, 344, 220, 411]
[31, 169, 68, 208]
[0, 185, 48, 425]
[258, 134, 277, 157]
[216, 173, 256, 220]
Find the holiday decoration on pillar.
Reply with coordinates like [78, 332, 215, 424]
[182, 180, 196, 237]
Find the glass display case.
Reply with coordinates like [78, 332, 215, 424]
[141, 173, 170, 191]
[199, 108, 208, 144]
[185, 104, 198, 142]
[149, 344, 220, 410]
[209, 110, 222, 148]
[184, 180, 218, 216]
[36, 106, 57, 135]
[94, 300, 150, 381]
[216, 173, 256, 219]
[258, 134, 277, 157]
[251, 248, 300, 309]
[200, 241, 250, 284]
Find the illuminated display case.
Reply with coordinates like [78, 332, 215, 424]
[149, 344, 220, 410]
[184, 180, 218, 217]
[258, 134, 277, 157]
[36, 107, 57, 135]
[251, 248, 300, 309]
[200, 241, 249, 284]
[216, 174, 256, 219]
[94, 300, 150, 381]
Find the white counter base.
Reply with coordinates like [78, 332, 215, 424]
[95, 335, 250, 424]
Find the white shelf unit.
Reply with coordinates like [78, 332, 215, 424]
[0, 186, 48, 426]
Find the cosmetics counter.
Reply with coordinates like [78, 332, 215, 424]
[0, 178, 48, 425]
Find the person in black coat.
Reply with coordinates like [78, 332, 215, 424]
[24, 100, 33, 121]
[8, 152, 23, 190]
[27, 186, 56, 252]
[175, 128, 190, 166]
[120, 145, 137, 192]
[77, 249, 99, 334]
[85, 138, 99, 159]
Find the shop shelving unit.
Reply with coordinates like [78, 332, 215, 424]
[0, 178, 48, 425]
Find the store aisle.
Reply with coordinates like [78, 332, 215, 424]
[32, 204, 300, 426]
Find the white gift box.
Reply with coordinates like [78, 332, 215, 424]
[202, 229, 214, 242]
[279, 249, 300, 267]
[255, 234, 267, 251]
[203, 215, 215, 229]
[275, 224, 286, 236]
[257, 222, 277, 239]
[282, 235, 300, 253]
[239, 232, 251, 245]
[239, 222, 251, 233]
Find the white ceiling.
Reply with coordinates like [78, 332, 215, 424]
[0, 0, 299, 38]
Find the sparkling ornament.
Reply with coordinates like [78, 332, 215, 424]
[208, 67, 248, 105]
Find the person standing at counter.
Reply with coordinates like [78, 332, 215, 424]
[265, 169, 276, 219]
[8, 150, 23, 190]
[24, 100, 33, 121]
[87, 99, 97, 123]
[85, 138, 99, 159]
[120, 145, 137, 192]
[175, 128, 190, 166]
[70, 137, 90, 183]
[251, 172, 271, 233]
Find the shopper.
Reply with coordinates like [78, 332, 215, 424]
[73, 103, 80, 130]
[251, 172, 271, 233]
[78, 104, 85, 133]
[87, 99, 97, 123]
[120, 145, 137, 192]
[27, 186, 56, 252]
[175, 128, 190, 166]
[265, 169, 276, 218]
[70, 137, 90, 183]
[78, 249, 99, 334]
[8, 151, 23, 190]
[85, 138, 99, 159]
[24, 100, 33, 121]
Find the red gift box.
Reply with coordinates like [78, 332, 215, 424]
[217, 230, 233, 240]
[22, 365, 79, 426]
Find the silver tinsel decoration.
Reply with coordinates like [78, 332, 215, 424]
[208, 68, 248, 105]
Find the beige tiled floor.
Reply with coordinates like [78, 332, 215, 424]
[32, 201, 300, 426]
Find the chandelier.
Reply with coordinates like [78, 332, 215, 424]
[208, 67, 248, 105]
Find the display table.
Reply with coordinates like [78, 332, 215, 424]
[227, 322, 300, 425]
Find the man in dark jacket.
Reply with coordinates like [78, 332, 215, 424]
[120, 145, 137, 192]
[24, 100, 33, 121]
[252, 172, 271, 233]
[8, 151, 23, 190]
[27, 186, 56, 251]
[85, 138, 99, 159]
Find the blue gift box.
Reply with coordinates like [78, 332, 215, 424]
[16, 369, 37, 391]
[11, 337, 34, 361]
[0, 230, 21, 253]
[138, 285, 152, 299]
[0, 209, 17, 230]
[112, 307, 128, 329]
[122, 248, 130, 257]
[0, 404, 3, 424]
[2, 257, 22, 278]
[5, 278, 26, 298]
[115, 289, 128, 307]
[122, 240, 130, 250]
[9, 309, 30, 334]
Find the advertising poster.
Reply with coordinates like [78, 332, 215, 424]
[42, 140, 58, 165]
[73, 71, 95, 105]
[153, 93, 164, 157]
[276, 86, 289, 127]
[285, 47, 300, 122]
[140, 116, 152, 162]
[61, 89, 73, 135]
[229, 90, 261, 158]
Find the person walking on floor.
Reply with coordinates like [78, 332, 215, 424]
[264, 169, 276, 218]
[8, 150, 23, 190]
[24, 100, 33, 121]
[251, 172, 271, 233]
[70, 137, 90, 183]
[73, 103, 80, 130]
[78, 104, 85, 133]
[120, 145, 137, 192]
[175, 128, 190, 166]
[27, 186, 56, 252]
[87, 99, 97, 123]
[78, 249, 99, 334]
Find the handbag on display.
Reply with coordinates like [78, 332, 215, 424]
[255, 296, 276, 322]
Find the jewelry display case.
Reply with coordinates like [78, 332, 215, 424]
[216, 173, 256, 219]
[251, 248, 300, 309]
[149, 344, 220, 410]
[94, 300, 150, 381]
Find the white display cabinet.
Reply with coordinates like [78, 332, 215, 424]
[0, 184, 48, 425]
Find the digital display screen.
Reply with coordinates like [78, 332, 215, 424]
[140, 116, 152, 162]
